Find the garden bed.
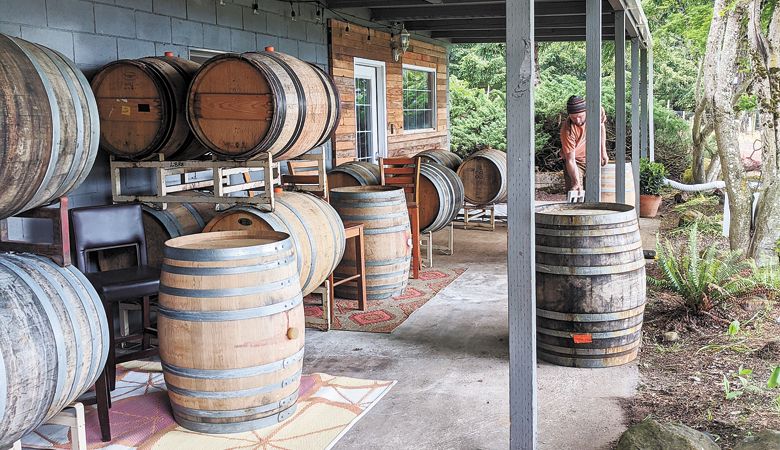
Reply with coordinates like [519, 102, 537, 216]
[623, 193, 780, 449]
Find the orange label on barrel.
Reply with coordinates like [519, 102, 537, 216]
[572, 333, 592, 344]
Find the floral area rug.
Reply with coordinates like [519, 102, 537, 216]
[305, 267, 466, 333]
[22, 361, 395, 450]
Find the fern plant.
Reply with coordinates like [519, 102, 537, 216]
[650, 223, 755, 311]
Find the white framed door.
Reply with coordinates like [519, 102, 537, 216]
[353, 59, 387, 162]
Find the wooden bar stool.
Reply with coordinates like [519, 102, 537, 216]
[328, 224, 367, 324]
[379, 156, 421, 279]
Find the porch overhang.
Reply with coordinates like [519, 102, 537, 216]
[326, 0, 651, 46]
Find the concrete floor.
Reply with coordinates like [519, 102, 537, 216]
[304, 226, 638, 450]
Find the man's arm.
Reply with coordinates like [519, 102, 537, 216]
[561, 126, 583, 191]
[600, 109, 608, 166]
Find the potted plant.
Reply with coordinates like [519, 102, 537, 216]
[639, 158, 668, 218]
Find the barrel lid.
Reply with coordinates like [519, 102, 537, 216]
[164, 230, 292, 261]
[535, 202, 637, 226]
[330, 185, 405, 197]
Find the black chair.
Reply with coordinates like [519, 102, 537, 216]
[70, 203, 161, 441]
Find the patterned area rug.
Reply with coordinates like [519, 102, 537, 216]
[22, 361, 395, 450]
[305, 267, 466, 333]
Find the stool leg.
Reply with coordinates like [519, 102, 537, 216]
[410, 208, 420, 279]
[104, 301, 116, 391]
[95, 368, 111, 442]
[355, 231, 367, 311]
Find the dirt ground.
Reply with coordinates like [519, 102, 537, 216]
[622, 192, 780, 449]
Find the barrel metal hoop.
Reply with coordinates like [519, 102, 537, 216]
[0, 259, 68, 414]
[160, 274, 298, 298]
[163, 348, 304, 380]
[363, 225, 410, 235]
[536, 322, 643, 339]
[14, 39, 62, 211]
[308, 194, 346, 275]
[158, 294, 302, 321]
[172, 403, 297, 434]
[340, 256, 411, 267]
[534, 224, 638, 237]
[364, 269, 410, 280]
[535, 240, 643, 256]
[172, 390, 299, 420]
[163, 238, 292, 261]
[535, 259, 646, 276]
[167, 370, 301, 399]
[537, 340, 641, 356]
[331, 199, 408, 209]
[161, 257, 294, 276]
[262, 52, 306, 159]
[180, 202, 206, 230]
[238, 53, 285, 158]
[331, 188, 406, 200]
[536, 303, 646, 322]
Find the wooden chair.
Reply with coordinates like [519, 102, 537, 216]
[328, 223, 368, 323]
[379, 157, 422, 279]
[70, 204, 161, 442]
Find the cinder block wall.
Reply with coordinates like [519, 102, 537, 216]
[0, 0, 331, 211]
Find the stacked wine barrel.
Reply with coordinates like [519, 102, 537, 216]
[457, 149, 507, 205]
[330, 186, 412, 299]
[159, 231, 304, 433]
[535, 203, 646, 368]
[203, 192, 345, 296]
[327, 161, 381, 189]
[91, 56, 206, 160]
[187, 49, 340, 160]
[0, 34, 99, 220]
[0, 253, 109, 448]
[418, 162, 464, 233]
[417, 149, 462, 171]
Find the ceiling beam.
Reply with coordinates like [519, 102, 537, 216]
[405, 14, 614, 31]
[370, 2, 611, 21]
[449, 34, 616, 43]
[430, 27, 616, 38]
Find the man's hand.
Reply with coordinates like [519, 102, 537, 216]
[572, 181, 584, 195]
[601, 154, 609, 166]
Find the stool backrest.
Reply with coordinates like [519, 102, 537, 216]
[379, 156, 421, 205]
[70, 204, 148, 272]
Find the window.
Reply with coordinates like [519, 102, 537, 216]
[402, 65, 436, 131]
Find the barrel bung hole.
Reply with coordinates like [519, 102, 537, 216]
[138, 104, 150, 112]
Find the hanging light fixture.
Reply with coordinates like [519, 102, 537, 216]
[392, 23, 410, 62]
[290, 2, 296, 21]
[252, 1, 259, 14]
[315, 4, 322, 23]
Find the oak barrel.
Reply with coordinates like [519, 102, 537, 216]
[419, 162, 465, 233]
[457, 149, 507, 205]
[159, 230, 304, 433]
[535, 203, 646, 368]
[417, 149, 462, 171]
[600, 162, 636, 207]
[203, 192, 345, 296]
[0, 253, 109, 448]
[327, 161, 381, 189]
[0, 34, 99, 220]
[330, 186, 412, 300]
[187, 50, 340, 160]
[91, 56, 206, 160]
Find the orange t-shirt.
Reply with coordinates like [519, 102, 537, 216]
[560, 108, 607, 163]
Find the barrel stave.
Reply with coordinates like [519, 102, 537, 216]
[418, 161, 464, 233]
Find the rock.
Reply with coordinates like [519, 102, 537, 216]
[678, 210, 705, 227]
[675, 192, 690, 204]
[734, 430, 780, 450]
[741, 295, 769, 313]
[617, 419, 720, 450]
[663, 331, 680, 343]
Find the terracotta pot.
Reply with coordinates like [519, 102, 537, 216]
[639, 194, 662, 218]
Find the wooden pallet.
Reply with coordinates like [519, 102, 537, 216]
[455, 203, 496, 231]
[110, 154, 280, 210]
[0, 197, 71, 266]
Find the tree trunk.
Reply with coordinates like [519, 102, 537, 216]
[691, 63, 712, 184]
[747, 0, 780, 264]
[705, 0, 754, 251]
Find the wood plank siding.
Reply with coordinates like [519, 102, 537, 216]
[328, 19, 449, 166]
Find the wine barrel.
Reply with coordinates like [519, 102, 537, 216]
[327, 161, 381, 189]
[159, 230, 304, 433]
[187, 50, 340, 160]
[330, 186, 412, 300]
[457, 149, 507, 205]
[600, 162, 636, 207]
[0, 253, 109, 447]
[419, 162, 465, 233]
[535, 203, 646, 368]
[203, 192, 345, 296]
[0, 34, 99, 220]
[417, 149, 462, 171]
[91, 56, 206, 161]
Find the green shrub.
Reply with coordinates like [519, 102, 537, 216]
[449, 76, 507, 157]
[640, 158, 669, 195]
[650, 223, 755, 311]
[752, 264, 780, 297]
